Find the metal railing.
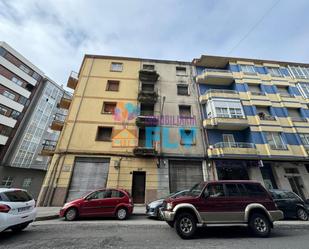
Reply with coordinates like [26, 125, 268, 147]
[259, 115, 276, 121]
[291, 117, 307, 122]
[250, 91, 266, 96]
[42, 140, 57, 151]
[215, 114, 246, 119]
[279, 93, 294, 98]
[213, 142, 256, 149]
[270, 144, 288, 150]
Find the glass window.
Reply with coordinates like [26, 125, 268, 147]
[240, 65, 256, 74]
[19, 64, 31, 74]
[22, 178, 32, 188]
[176, 66, 187, 76]
[96, 127, 113, 141]
[0, 105, 9, 115]
[265, 132, 287, 150]
[177, 85, 189, 95]
[11, 77, 23, 86]
[11, 110, 21, 119]
[244, 184, 267, 197]
[229, 108, 243, 118]
[106, 80, 120, 91]
[207, 184, 225, 197]
[102, 102, 117, 114]
[18, 96, 28, 105]
[111, 190, 124, 198]
[0, 47, 6, 56]
[3, 90, 16, 100]
[215, 107, 229, 118]
[2, 190, 33, 202]
[1, 176, 14, 187]
[143, 64, 155, 70]
[87, 190, 106, 200]
[225, 184, 240, 197]
[297, 83, 309, 99]
[268, 67, 283, 77]
[111, 62, 123, 72]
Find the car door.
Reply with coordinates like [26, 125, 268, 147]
[79, 190, 106, 216]
[271, 191, 289, 218]
[198, 183, 229, 223]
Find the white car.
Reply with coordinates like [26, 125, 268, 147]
[0, 188, 37, 232]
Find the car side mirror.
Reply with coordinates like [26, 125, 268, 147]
[203, 191, 210, 198]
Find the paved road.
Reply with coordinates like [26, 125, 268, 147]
[1, 217, 309, 249]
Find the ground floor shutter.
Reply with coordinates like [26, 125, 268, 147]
[169, 160, 203, 193]
[66, 157, 110, 201]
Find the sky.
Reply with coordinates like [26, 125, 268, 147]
[0, 0, 309, 86]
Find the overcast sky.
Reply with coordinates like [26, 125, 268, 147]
[1, 0, 309, 86]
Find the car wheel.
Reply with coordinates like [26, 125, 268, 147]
[116, 207, 128, 220]
[249, 213, 271, 237]
[166, 221, 174, 228]
[297, 208, 308, 221]
[65, 208, 78, 221]
[11, 224, 28, 233]
[175, 213, 197, 239]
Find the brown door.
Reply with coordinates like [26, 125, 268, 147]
[132, 171, 146, 203]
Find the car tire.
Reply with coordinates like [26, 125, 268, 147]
[296, 207, 308, 221]
[175, 212, 197, 239]
[11, 223, 28, 233]
[166, 221, 174, 228]
[116, 207, 128, 220]
[249, 213, 271, 237]
[65, 207, 78, 221]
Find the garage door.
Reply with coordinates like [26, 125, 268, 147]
[66, 157, 110, 201]
[169, 160, 203, 193]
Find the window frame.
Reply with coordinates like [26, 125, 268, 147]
[110, 62, 123, 72]
[180, 129, 196, 146]
[96, 126, 113, 141]
[265, 132, 287, 150]
[179, 105, 191, 117]
[177, 84, 189, 96]
[1, 176, 14, 187]
[106, 80, 120, 92]
[176, 66, 187, 76]
[102, 102, 117, 114]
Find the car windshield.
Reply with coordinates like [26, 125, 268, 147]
[188, 182, 204, 196]
[2, 190, 33, 202]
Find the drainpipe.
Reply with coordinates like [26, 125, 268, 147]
[159, 95, 166, 167]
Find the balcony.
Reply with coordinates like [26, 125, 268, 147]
[138, 90, 158, 103]
[41, 140, 57, 156]
[50, 113, 66, 131]
[196, 68, 234, 85]
[199, 89, 239, 103]
[290, 117, 308, 123]
[139, 69, 159, 82]
[136, 116, 159, 127]
[203, 116, 249, 130]
[133, 146, 157, 156]
[67, 71, 78, 89]
[58, 92, 72, 109]
[208, 142, 258, 158]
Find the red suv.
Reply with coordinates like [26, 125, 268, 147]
[60, 188, 133, 221]
[161, 181, 283, 239]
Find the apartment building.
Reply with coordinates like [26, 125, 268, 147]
[38, 55, 207, 206]
[0, 41, 65, 198]
[193, 55, 309, 200]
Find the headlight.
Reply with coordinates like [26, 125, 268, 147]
[166, 203, 173, 210]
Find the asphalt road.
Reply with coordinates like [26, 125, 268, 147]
[1, 217, 309, 249]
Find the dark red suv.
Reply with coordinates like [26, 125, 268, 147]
[161, 180, 283, 239]
[60, 188, 133, 221]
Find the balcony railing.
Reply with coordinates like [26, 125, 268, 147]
[136, 116, 159, 127]
[54, 113, 66, 122]
[202, 68, 231, 74]
[51, 113, 66, 131]
[251, 91, 266, 96]
[67, 71, 78, 89]
[291, 117, 307, 122]
[138, 90, 158, 103]
[204, 89, 238, 95]
[133, 146, 157, 156]
[139, 69, 159, 82]
[213, 142, 256, 149]
[269, 144, 288, 150]
[41, 140, 57, 155]
[196, 68, 234, 85]
[279, 93, 294, 98]
[58, 91, 72, 109]
[258, 114, 276, 121]
[215, 114, 246, 119]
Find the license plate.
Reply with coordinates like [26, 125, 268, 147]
[18, 206, 31, 212]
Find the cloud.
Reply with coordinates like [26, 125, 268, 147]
[0, 0, 309, 85]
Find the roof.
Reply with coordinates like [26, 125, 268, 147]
[0, 188, 24, 193]
[193, 54, 309, 68]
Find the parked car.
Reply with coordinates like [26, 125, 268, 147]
[269, 189, 309, 221]
[0, 188, 37, 233]
[146, 189, 189, 219]
[160, 180, 283, 239]
[60, 188, 133, 221]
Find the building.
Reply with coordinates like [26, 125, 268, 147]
[0, 41, 65, 198]
[38, 55, 207, 206]
[193, 55, 309, 200]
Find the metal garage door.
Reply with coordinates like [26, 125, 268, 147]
[66, 157, 110, 201]
[169, 160, 203, 193]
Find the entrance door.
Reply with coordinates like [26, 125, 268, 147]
[132, 171, 146, 203]
[287, 176, 306, 200]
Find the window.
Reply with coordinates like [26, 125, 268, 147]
[143, 64, 155, 70]
[87, 190, 106, 200]
[19, 64, 31, 74]
[277, 86, 291, 97]
[0, 105, 8, 115]
[265, 132, 287, 150]
[3, 90, 16, 100]
[0, 125, 13, 136]
[32, 72, 41, 80]
[288, 66, 309, 79]
[18, 96, 28, 105]
[176, 66, 187, 76]
[225, 184, 240, 197]
[248, 84, 263, 95]
[96, 127, 113, 141]
[0, 47, 6, 56]
[106, 80, 119, 91]
[240, 64, 256, 74]
[11, 110, 21, 119]
[111, 62, 123, 72]
[141, 83, 154, 92]
[284, 168, 299, 174]
[215, 107, 229, 118]
[11, 77, 23, 86]
[22, 178, 32, 188]
[297, 83, 309, 98]
[180, 129, 196, 145]
[268, 67, 283, 77]
[1, 176, 13, 187]
[111, 190, 125, 198]
[229, 108, 243, 118]
[179, 105, 191, 117]
[177, 84, 189, 96]
[102, 102, 116, 114]
[244, 184, 266, 197]
[206, 184, 225, 197]
[223, 134, 235, 145]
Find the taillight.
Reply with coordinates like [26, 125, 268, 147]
[0, 204, 11, 213]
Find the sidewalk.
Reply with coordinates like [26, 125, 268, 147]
[36, 205, 146, 221]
